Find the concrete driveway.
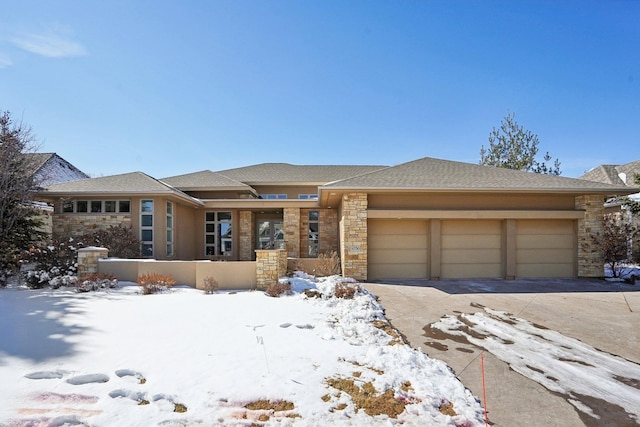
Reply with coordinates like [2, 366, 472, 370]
[364, 279, 640, 427]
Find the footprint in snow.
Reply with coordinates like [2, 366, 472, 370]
[280, 323, 292, 328]
[48, 415, 89, 427]
[115, 369, 146, 384]
[153, 393, 188, 413]
[66, 373, 110, 385]
[109, 389, 149, 405]
[24, 370, 68, 380]
[296, 324, 314, 329]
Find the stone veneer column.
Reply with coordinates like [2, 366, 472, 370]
[77, 246, 109, 276]
[320, 209, 339, 254]
[255, 249, 287, 289]
[284, 208, 301, 258]
[340, 193, 368, 281]
[576, 195, 605, 278]
[239, 211, 255, 261]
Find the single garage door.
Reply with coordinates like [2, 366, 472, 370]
[516, 220, 575, 277]
[441, 220, 502, 278]
[368, 219, 429, 280]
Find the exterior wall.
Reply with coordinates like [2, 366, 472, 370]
[284, 208, 301, 257]
[77, 247, 109, 276]
[174, 203, 198, 260]
[239, 210, 255, 261]
[368, 193, 576, 210]
[319, 209, 339, 254]
[98, 259, 256, 290]
[53, 213, 132, 238]
[576, 195, 605, 277]
[340, 193, 368, 280]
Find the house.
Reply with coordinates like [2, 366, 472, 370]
[35, 157, 636, 281]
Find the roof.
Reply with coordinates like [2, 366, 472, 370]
[161, 170, 256, 194]
[23, 152, 89, 185]
[39, 172, 203, 206]
[215, 163, 387, 184]
[321, 157, 636, 194]
[580, 160, 640, 187]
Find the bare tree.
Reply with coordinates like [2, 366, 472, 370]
[0, 111, 46, 285]
[595, 213, 638, 278]
[480, 112, 561, 175]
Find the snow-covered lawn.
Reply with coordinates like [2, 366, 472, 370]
[0, 275, 484, 427]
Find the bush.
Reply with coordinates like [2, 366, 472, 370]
[22, 238, 82, 289]
[82, 226, 140, 258]
[266, 281, 291, 297]
[137, 273, 176, 295]
[314, 251, 341, 277]
[202, 276, 219, 294]
[76, 273, 118, 293]
[334, 280, 360, 299]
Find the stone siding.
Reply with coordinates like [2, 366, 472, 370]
[53, 214, 132, 238]
[239, 211, 255, 261]
[255, 249, 288, 289]
[284, 208, 301, 257]
[77, 247, 109, 276]
[340, 193, 368, 280]
[576, 195, 605, 277]
[319, 209, 339, 254]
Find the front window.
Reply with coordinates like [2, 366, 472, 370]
[205, 211, 232, 257]
[166, 201, 174, 257]
[261, 194, 287, 199]
[61, 200, 131, 213]
[141, 199, 153, 257]
[309, 211, 319, 257]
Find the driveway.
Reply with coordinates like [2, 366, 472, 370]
[364, 279, 640, 427]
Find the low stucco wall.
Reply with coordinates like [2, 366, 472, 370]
[98, 259, 256, 290]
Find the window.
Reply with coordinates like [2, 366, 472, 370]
[166, 201, 173, 257]
[141, 200, 153, 257]
[261, 194, 287, 199]
[308, 210, 319, 257]
[61, 200, 131, 213]
[299, 194, 318, 200]
[205, 211, 232, 257]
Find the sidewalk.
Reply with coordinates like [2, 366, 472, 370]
[364, 279, 640, 427]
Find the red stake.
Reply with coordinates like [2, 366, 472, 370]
[480, 353, 489, 426]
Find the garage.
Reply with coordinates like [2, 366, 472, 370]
[368, 219, 429, 280]
[440, 220, 502, 279]
[516, 220, 576, 277]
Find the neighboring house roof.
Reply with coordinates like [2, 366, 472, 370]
[24, 152, 89, 185]
[580, 160, 640, 186]
[216, 163, 387, 184]
[38, 172, 203, 206]
[161, 170, 257, 195]
[321, 157, 636, 194]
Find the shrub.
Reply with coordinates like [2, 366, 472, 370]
[137, 273, 176, 295]
[266, 281, 291, 297]
[334, 280, 360, 299]
[202, 276, 219, 294]
[82, 226, 141, 258]
[314, 251, 341, 277]
[76, 273, 118, 293]
[21, 237, 82, 289]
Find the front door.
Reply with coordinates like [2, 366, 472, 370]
[257, 220, 285, 250]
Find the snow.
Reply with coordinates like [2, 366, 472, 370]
[431, 307, 640, 424]
[0, 275, 484, 426]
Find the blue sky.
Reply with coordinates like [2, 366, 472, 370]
[1, 1, 638, 179]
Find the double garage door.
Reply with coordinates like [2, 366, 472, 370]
[368, 219, 575, 280]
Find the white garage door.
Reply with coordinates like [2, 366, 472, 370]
[441, 220, 502, 278]
[368, 219, 429, 280]
[516, 220, 575, 277]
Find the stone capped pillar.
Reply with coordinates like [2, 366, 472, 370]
[284, 208, 300, 258]
[340, 193, 368, 281]
[576, 195, 605, 278]
[255, 249, 288, 289]
[77, 246, 109, 276]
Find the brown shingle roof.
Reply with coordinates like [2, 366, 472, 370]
[322, 157, 634, 194]
[216, 163, 387, 184]
[161, 170, 255, 192]
[580, 160, 640, 187]
[39, 172, 203, 205]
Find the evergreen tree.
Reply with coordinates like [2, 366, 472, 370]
[480, 112, 561, 175]
[0, 111, 46, 285]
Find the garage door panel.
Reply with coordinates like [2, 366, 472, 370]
[517, 235, 574, 250]
[369, 263, 428, 280]
[517, 263, 573, 278]
[441, 263, 501, 278]
[441, 220, 501, 235]
[369, 235, 427, 250]
[369, 249, 428, 264]
[442, 235, 501, 249]
[442, 249, 502, 264]
[369, 219, 429, 235]
[516, 219, 575, 278]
